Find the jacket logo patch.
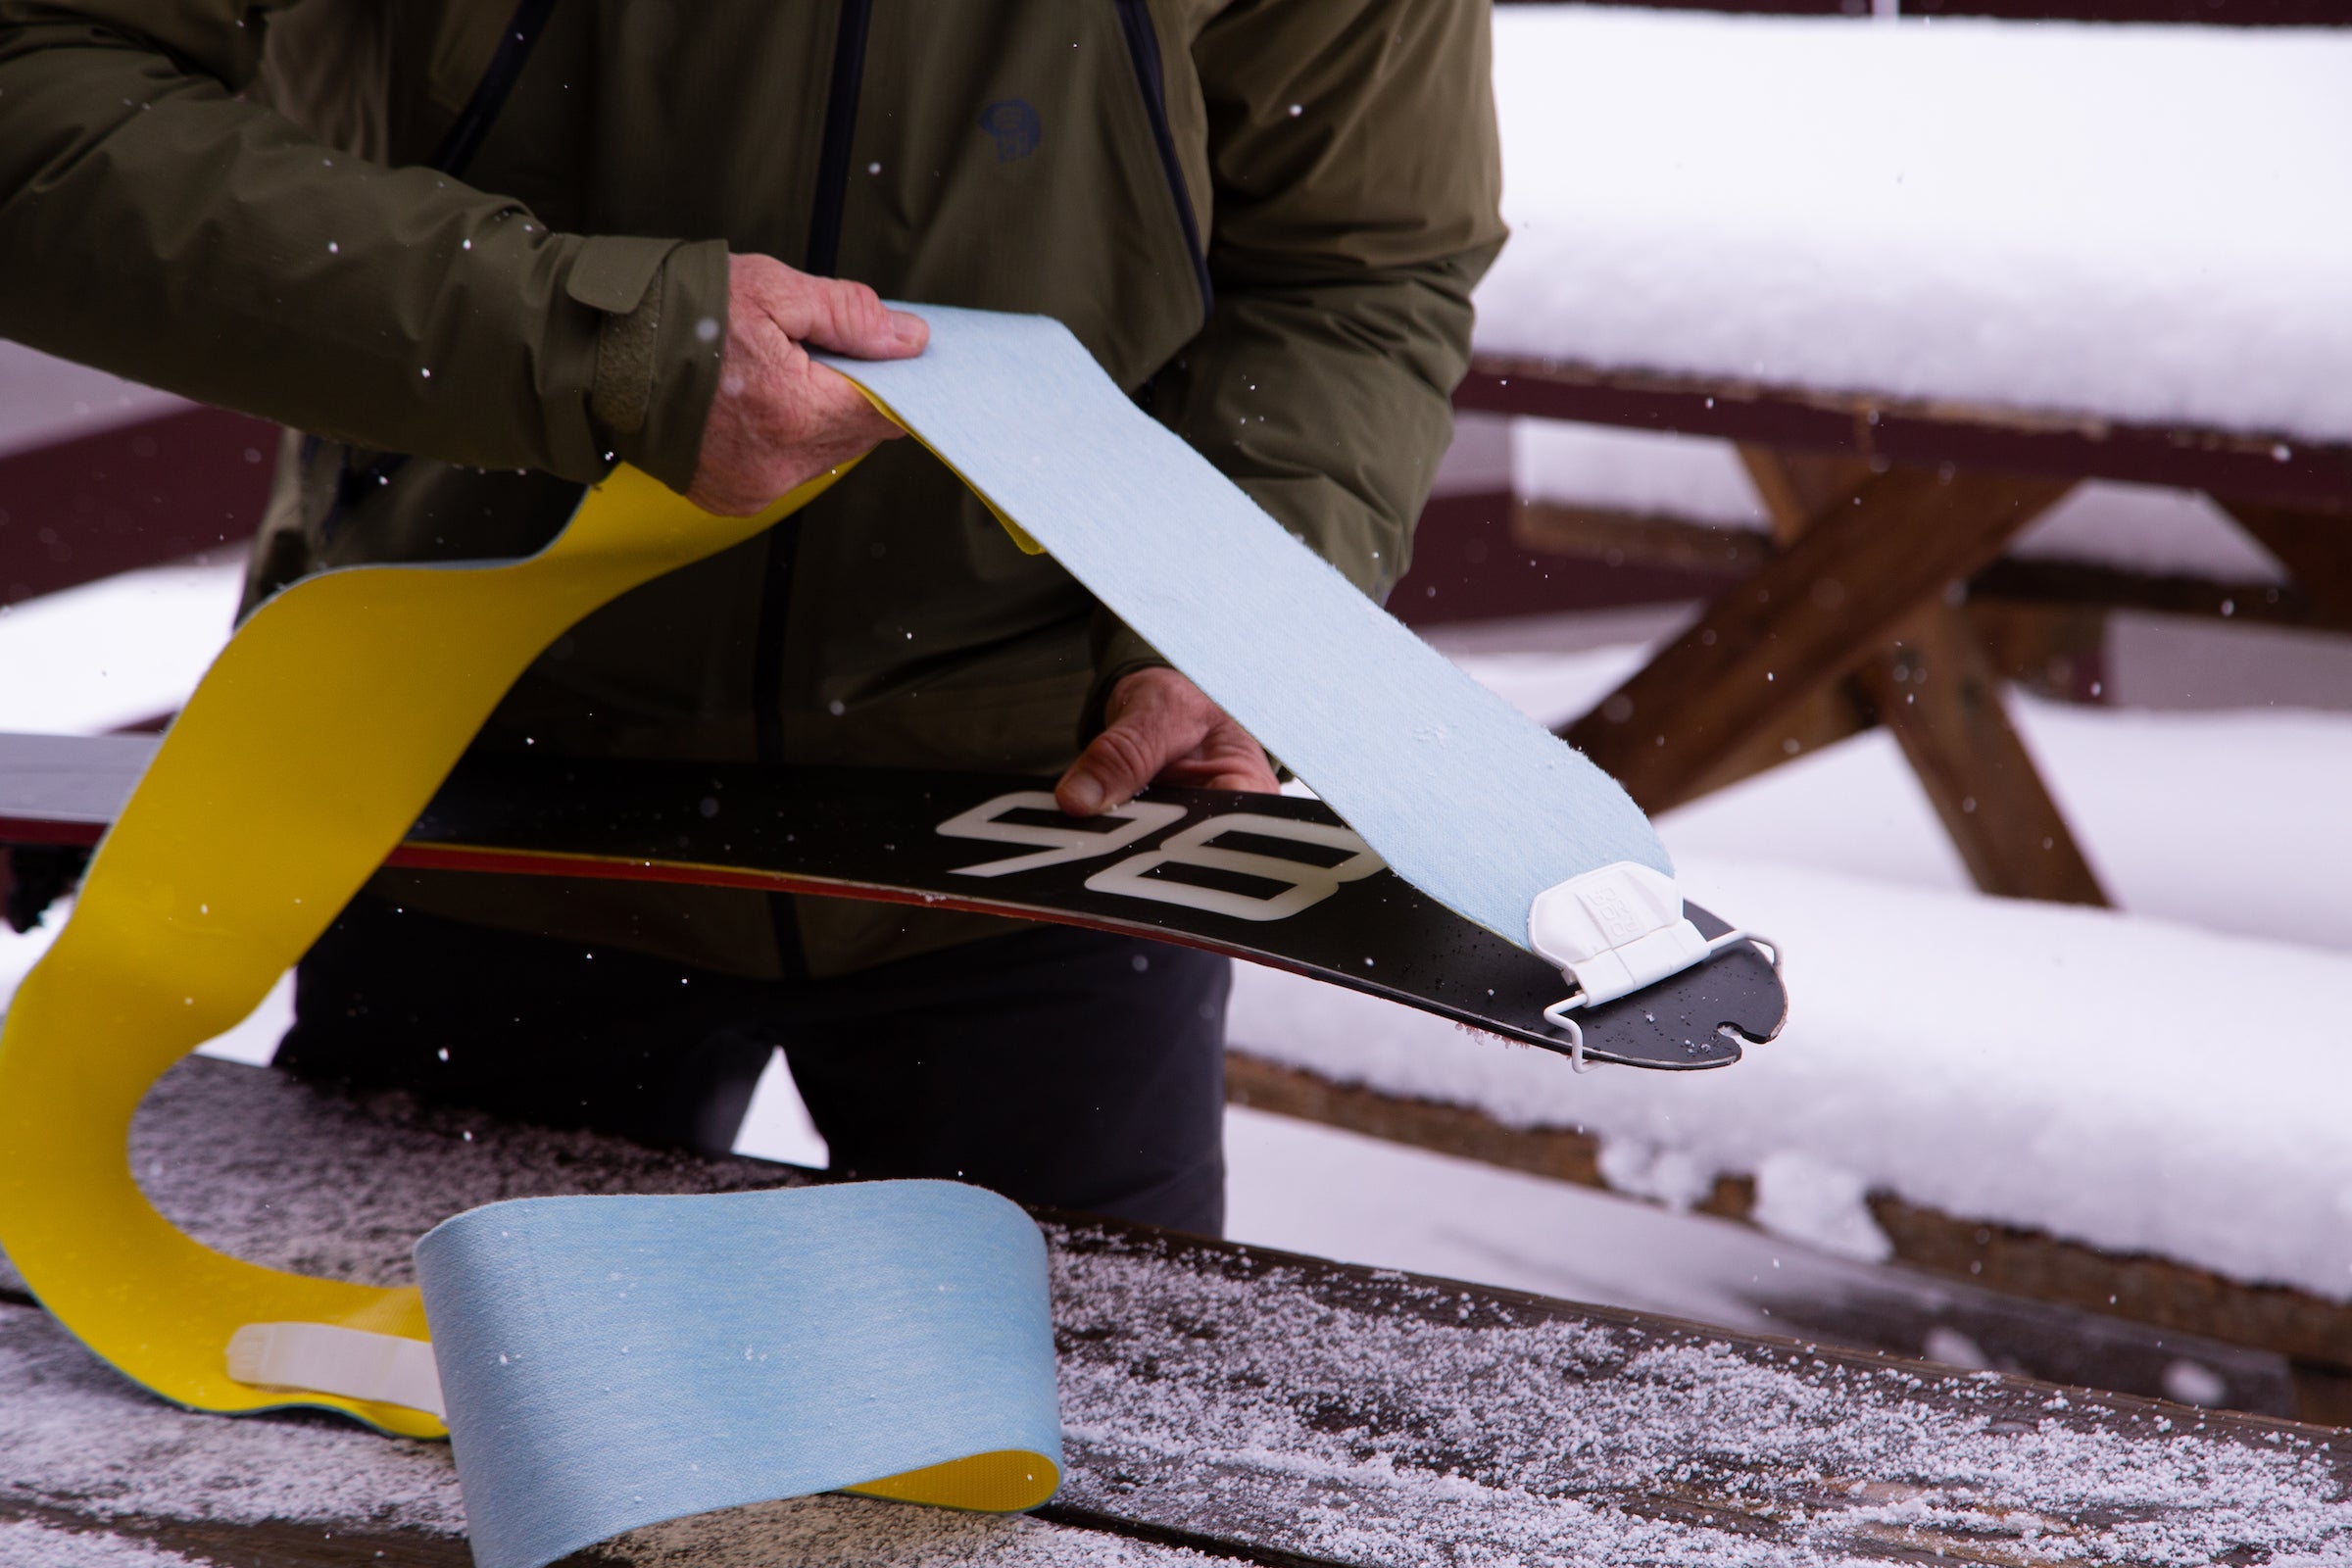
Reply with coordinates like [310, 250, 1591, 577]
[979, 99, 1043, 163]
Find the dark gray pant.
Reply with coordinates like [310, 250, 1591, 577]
[275, 895, 1230, 1234]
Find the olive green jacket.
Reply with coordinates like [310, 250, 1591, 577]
[0, 0, 1503, 977]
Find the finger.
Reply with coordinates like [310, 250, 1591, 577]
[767, 270, 926, 361]
[1158, 740, 1279, 795]
[1199, 743, 1280, 794]
[1055, 699, 1200, 816]
[1205, 762, 1279, 791]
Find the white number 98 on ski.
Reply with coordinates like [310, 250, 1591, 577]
[937, 794, 1384, 922]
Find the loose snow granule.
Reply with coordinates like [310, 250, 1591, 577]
[0, 1306, 465, 1533]
[1049, 1232, 2352, 1567]
[0, 1520, 209, 1567]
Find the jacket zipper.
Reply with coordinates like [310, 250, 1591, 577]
[1113, 0, 1213, 324]
[803, 0, 874, 283]
[328, 0, 563, 533]
[430, 0, 564, 175]
[754, 0, 873, 767]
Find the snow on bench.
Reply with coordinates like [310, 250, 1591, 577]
[1229, 647, 2352, 1392]
[6, 1056, 2349, 1566]
[1233, 854, 2352, 1291]
[1477, 6, 2352, 445]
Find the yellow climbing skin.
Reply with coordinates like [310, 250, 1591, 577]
[0, 446, 1060, 1509]
[0, 382, 1058, 1506]
[0, 464, 831, 1441]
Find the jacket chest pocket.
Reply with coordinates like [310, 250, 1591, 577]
[833, 0, 1209, 388]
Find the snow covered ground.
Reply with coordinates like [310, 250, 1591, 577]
[1479, 7, 2352, 443]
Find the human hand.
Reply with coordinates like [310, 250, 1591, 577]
[1054, 666, 1279, 815]
[683, 254, 928, 515]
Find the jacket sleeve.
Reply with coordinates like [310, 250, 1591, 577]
[0, 0, 726, 491]
[1090, 0, 1506, 724]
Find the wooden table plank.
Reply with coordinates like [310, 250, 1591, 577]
[5, 1059, 2349, 1566]
[1504, 495, 2342, 639]
[1457, 356, 2352, 513]
[2221, 499, 2352, 625]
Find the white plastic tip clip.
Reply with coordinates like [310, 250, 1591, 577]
[226, 1321, 446, 1419]
[1527, 861, 1711, 1012]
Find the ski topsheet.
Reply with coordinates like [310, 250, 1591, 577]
[0, 731, 1783, 1071]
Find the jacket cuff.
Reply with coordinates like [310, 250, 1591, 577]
[574, 235, 730, 494]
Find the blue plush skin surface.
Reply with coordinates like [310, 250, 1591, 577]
[820, 306, 1671, 949]
[415, 1182, 1061, 1568]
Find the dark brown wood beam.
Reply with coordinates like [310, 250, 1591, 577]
[0, 407, 274, 607]
[1679, 678, 1875, 798]
[1859, 605, 2110, 904]
[1562, 464, 2070, 812]
[1509, 498, 2337, 637]
[1509, 498, 1772, 576]
[1736, 446, 2107, 905]
[1972, 559, 2332, 632]
[2218, 498, 2352, 624]
[1458, 356, 2352, 512]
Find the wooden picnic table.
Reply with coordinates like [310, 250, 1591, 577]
[4, 1055, 2347, 1566]
[1434, 2, 2352, 908]
[1446, 356, 2352, 908]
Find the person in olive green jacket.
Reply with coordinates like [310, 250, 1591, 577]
[0, 0, 1503, 1232]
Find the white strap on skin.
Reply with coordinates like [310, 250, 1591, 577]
[226, 1323, 446, 1419]
[1528, 861, 1712, 1009]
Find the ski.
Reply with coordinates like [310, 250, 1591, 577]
[0, 731, 1784, 1071]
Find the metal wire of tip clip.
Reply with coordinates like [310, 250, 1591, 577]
[1541, 930, 1780, 1073]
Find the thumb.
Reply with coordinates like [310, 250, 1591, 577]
[770, 271, 927, 361]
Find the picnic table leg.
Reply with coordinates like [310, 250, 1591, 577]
[1561, 454, 2095, 893]
[1740, 449, 2109, 906]
[2217, 499, 2352, 623]
[1738, 449, 2109, 906]
[1860, 604, 2110, 906]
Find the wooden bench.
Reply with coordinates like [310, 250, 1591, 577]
[5, 1055, 2347, 1566]
[1439, 358, 2352, 910]
[1227, 1048, 2352, 1430]
[1399, 3, 2352, 909]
